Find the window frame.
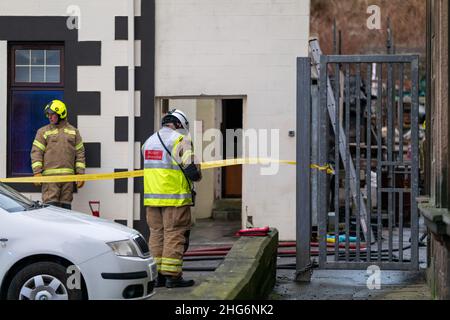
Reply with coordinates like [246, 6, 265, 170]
[7, 42, 65, 178]
[9, 43, 65, 88]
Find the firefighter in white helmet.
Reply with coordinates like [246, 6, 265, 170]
[142, 109, 202, 288]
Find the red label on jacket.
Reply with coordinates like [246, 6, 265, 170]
[145, 150, 163, 161]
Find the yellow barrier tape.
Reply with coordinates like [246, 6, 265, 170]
[310, 164, 335, 175]
[0, 170, 145, 184]
[0, 158, 298, 184]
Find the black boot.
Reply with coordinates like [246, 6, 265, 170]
[166, 276, 195, 288]
[155, 273, 166, 288]
[61, 203, 72, 210]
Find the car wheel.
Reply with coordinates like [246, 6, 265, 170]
[7, 262, 83, 300]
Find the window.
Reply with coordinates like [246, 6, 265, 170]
[15, 49, 61, 83]
[8, 44, 64, 177]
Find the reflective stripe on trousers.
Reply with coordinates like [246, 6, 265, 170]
[42, 168, 75, 175]
[160, 257, 183, 273]
[160, 263, 182, 274]
[154, 257, 162, 272]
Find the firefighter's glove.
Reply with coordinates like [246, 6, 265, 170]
[33, 173, 42, 187]
[76, 178, 85, 189]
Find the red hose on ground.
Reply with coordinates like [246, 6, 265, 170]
[188, 241, 366, 253]
[184, 249, 368, 258]
[185, 242, 367, 257]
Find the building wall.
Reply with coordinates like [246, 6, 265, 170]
[429, 0, 450, 207]
[428, 233, 450, 299]
[155, 0, 311, 240]
[195, 99, 219, 220]
[0, 0, 155, 235]
[426, 0, 450, 300]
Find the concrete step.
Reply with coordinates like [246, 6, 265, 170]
[212, 209, 242, 221]
[213, 199, 242, 210]
[212, 199, 242, 221]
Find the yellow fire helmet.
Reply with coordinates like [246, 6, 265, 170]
[44, 100, 67, 120]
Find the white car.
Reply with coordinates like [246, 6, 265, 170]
[0, 182, 157, 300]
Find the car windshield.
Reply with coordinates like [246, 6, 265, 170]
[0, 182, 39, 212]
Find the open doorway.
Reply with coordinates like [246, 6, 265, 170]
[221, 99, 243, 199]
[155, 97, 244, 220]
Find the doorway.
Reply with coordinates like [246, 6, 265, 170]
[221, 99, 243, 199]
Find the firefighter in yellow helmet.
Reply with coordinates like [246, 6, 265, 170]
[30, 100, 86, 210]
[142, 109, 202, 288]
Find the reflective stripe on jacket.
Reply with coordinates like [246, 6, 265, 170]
[142, 127, 192, 207]
[30, 120, 86, 176]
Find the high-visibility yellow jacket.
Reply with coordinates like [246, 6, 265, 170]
[142, 127, 198, 207]
[30, 120, 86, 176]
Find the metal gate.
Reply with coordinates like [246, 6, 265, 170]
[296, 49, 420, 278]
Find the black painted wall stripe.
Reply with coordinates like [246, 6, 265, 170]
[135, 66, 142, 91]
[114, 169, 128, 193]
[75, 92, 101, 116]
[115, 66, 128, 91]
[0, 17, 77, 40]
[133, 0, 156, 239]
[113, 169, 142, 195]
[84, 143, 101, 168]
[74, 41, 101, 66]
[115, 16, 128, 40]
[134, 177, 143, 194]
[115, 16, 144, 41]
[114, 116, 142, 142]
[115, 66, 143, 91]
[115, 117, 129, 142]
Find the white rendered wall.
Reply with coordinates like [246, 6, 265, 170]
[195, 99, 218, 220]
[155, 0, 310, 240]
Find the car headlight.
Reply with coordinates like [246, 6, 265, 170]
[107, 239, 139, 257]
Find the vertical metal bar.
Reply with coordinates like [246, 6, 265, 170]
[355, 64, 362, 262]
[410, 57, 420, 270]
[377, 63, 383, 263]
[399, 64, 404, 162]
[333, 19, 338, 55]
[296, 58, 312, 281]
[425, 0, 432, 197]
[366, 64, 373, 262]
[387, 63, 394, 262]
[345, 64, 351, 262]
[311, 83, 320, 230]
[334, 61, 341, 262]
[318, 56, 329, 268]
[399, 191, 404, 263]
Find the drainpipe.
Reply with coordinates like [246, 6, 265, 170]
[127, 0, 135, 228]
